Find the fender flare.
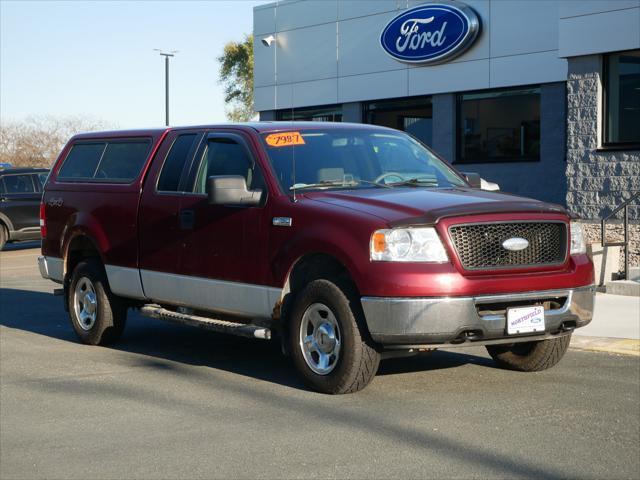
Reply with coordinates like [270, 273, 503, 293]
[0, 211, 14, 233]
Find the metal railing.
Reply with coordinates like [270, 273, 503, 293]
[601, 191, 639, 280]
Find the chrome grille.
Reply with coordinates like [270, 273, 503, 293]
[448, 222, 567, 270]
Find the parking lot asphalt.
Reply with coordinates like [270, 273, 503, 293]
[1, 246, 639, 480]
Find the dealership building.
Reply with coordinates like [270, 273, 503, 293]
[252, 0, 640, 234]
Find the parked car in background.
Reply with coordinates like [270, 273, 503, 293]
[0, 168, 48, 249]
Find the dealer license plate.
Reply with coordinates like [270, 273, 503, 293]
[507, 306, 545, 335]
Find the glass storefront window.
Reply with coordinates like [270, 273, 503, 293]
[604, 50, 640, 146]
[364, 96, 432, 147]
[457, 87, 540, 163]
[277, 105, 342, 122]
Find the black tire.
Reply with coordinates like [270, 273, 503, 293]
[289, 278, 380, 394]
[68, 259, 126, 345]
[0, 224, 7, 250]
[486, 334, 571, 372]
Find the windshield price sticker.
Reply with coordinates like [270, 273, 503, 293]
[265, 132, 306, 147]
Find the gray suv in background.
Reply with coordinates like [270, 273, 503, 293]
[0, 168, 48, 249]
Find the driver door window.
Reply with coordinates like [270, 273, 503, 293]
[193, 138, 262, 193]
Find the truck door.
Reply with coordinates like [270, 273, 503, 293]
[138, 131, 202, 298]
[171, 131, 274, 319]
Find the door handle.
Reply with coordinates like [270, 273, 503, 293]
[179, 210, 195, 230]
[0, 197, 6, 202]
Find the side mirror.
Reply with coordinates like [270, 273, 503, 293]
[462, 172, 481, 188]
[480, 178, 500, 191]
[462, 172, 500, 191]
[207, 175, 262, 206]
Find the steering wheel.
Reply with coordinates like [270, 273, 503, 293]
[374, 172, 405, 184]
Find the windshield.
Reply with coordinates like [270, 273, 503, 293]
[261, 128, 467, 192]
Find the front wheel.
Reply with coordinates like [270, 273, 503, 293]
[486, 334, 571, 372]
[68, 259, 127, 345]
[289, 279, 380, 394]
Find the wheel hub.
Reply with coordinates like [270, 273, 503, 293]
[299, 303, 342, 375]
[316, 323, 337, 353]
[74, 277, 98, 331]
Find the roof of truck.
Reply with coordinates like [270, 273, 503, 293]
[69, 122, 393, 140]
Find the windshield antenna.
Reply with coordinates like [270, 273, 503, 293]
[291, 83, 297, 203]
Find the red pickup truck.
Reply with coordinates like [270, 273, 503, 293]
[38, 123, 595, 394]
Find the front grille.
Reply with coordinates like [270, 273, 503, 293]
[448, 222, 567, 270]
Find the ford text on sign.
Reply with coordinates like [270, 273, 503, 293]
[380, 2, 480, 64]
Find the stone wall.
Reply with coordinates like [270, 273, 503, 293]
[565, 55, 640, 222]
[566, 54, 639, 268]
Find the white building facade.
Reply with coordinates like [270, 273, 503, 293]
[253, 0, 639, 229]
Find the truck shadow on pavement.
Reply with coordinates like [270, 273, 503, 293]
[1, 287, 495, 391]
[1, 287, 579, 479]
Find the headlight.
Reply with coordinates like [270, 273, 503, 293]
[370, 227, 449, 262]
[570, 221, 586, 255]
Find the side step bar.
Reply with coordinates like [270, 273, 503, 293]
[139, 305, 271, 340]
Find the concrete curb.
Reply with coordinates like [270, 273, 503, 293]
[571, 336, 640, 357]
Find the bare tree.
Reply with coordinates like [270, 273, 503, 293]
[0, 116, 114, 168]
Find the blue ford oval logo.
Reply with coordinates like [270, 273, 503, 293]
[380, 2, 481, 64]
[502, 237, 530, 252]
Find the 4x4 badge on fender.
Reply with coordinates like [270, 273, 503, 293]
[502, 237, 529, 251]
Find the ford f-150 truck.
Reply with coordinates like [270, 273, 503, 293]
[38, 122, 595, 394]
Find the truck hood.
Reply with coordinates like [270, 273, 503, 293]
[305, 187, 567, 225]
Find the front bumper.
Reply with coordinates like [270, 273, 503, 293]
[361, 285, 595, 348]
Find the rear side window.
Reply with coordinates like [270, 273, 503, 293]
[2, 174, 36, 193]
[95, 141, 150, 181]
[157, 134, 198, 191]
[58, 143, 106, 179]
[58, 139, 151, 182]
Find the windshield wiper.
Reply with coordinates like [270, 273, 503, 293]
[290, 179, 391, 190]
[290, 180, 353, 191]
[354, 179, 393, 189]
[386, 177, 440, 188]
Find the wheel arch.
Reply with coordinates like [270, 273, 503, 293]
[64, 234, 105, 277]
[0, 212, 14, 234]
[277, 252, 368, 355]
[281, 252, 358, 300]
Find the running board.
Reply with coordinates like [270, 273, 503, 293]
[139, 305, 271, 340]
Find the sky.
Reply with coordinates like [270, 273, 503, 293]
[0, 0, 269, 129]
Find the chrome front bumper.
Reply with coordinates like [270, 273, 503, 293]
[361, 285, 595, 347]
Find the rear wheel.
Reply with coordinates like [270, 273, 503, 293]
[289, 278, 380, 394]
[68, 259, 126, 345]
[486, 335, 571, 372]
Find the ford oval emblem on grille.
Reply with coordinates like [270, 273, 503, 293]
[502, 237, 529, 251]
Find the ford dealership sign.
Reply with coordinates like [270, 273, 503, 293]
[380, 2, 480, 64]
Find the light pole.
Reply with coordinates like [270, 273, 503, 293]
[154, 49, 178, 126]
